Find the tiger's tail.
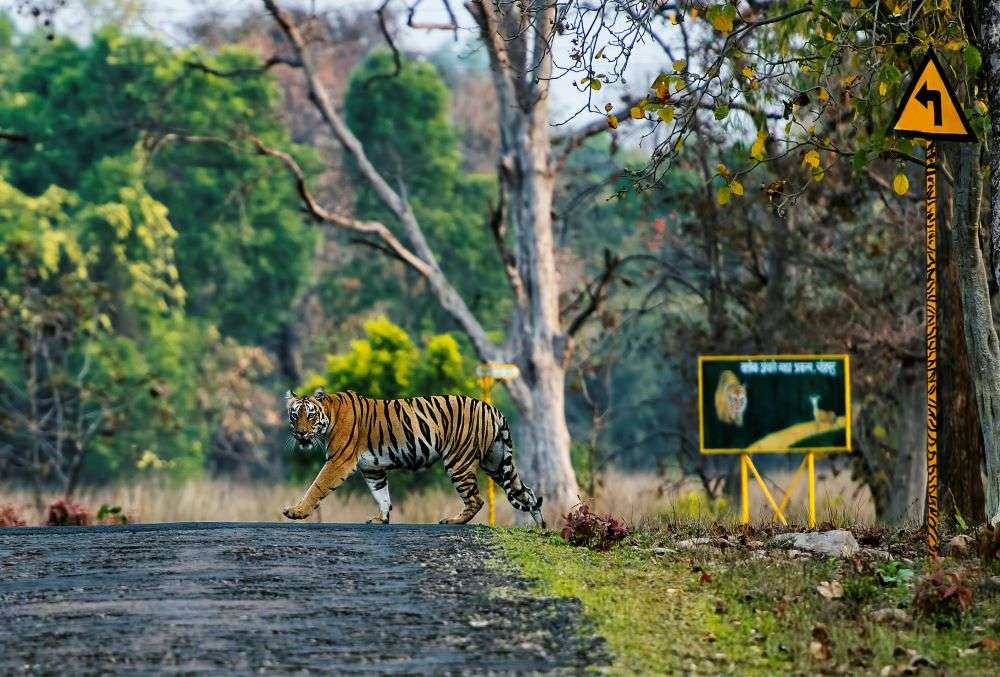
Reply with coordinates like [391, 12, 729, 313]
[490, 415, 545, 529]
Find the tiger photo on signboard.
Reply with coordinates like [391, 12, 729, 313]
[697, 355, 851, 454]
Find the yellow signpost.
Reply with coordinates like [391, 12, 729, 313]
[477, 362, 521, 527]
[889, 49, 976, 558]
[697, 354, 852, 528]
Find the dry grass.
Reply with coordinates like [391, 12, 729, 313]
[0, 463, 872, 528]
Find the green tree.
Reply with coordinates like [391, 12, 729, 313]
[0, 28, 316, 346]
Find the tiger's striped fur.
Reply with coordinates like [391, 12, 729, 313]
[283, 389, 545, 527]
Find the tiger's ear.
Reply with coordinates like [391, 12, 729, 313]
[313, 387, 326, 401]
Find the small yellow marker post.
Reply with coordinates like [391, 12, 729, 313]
[480, 374, 496, 527]
[476, 363, 521, 528]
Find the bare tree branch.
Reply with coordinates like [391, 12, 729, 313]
[362, 1, 403, 90]
[564, 248, 623, 338]
[263, 0, 502, 364]
[184, 55, 301, 79]
[0, 131, 30, 144]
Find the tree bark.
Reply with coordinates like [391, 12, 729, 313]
[949, 142, 1000, 525]
[883, 360, 927, 526]
[938, 150, 987, 522]
[980, 0, 1000, 289]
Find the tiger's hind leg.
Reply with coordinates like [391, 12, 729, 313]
[439, 467, 484, 525]
[361, 468, 392, 524]
[482, 437, 545, 529]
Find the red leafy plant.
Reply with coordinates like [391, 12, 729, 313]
[46, 499, 92, 526]
[560, 503, 628, 551]
[0, 504, 27, 527]
[912, 567, 973, 625]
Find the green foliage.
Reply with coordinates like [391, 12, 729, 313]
[306, 316, 476, 399]
[876, 561, 916, 587]
[0, 28, 315, 342]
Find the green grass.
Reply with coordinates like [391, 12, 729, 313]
[494, 527, 1000, 675]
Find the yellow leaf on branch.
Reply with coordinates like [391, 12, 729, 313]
[630, 106, 644, 120]
[893, 172, 909, 195]
[607, 114, 619, 129]
[730, 180, 744, 196]
[657, 106, 674, 123]
[803, 149, 821, 169]
[750, 130, 768, 161]
[716, 185, 731, 205]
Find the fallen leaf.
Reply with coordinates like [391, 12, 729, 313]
[817, 580, 844, 599]
[699, 571, 713, 584]
[970, 636, 999, 652]
[809, 640, 831, 661]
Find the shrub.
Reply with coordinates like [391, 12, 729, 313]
[876, 561, 915, 587]
[97, 504, 131, 525]
[560, 503, 628, 551]
[46, 499, 92, 526]
[912, 567, 973, 625]
[0, 504, 26, 527]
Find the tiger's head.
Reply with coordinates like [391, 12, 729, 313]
[286, 388, 331, 450]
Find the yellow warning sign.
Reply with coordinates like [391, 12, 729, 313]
[889, 49, 976, 141]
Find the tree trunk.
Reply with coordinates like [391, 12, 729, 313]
[938, 149, 987, 522]
[883, 360, 927, 526]
[981, 0, 1000, 289]
[949, 142, 1000, 525]
[484, 0, 580, 518]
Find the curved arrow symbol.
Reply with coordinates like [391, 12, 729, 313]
[915, 82, 942, 126]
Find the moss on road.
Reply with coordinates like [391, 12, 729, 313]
[495, 527, 1000, 675]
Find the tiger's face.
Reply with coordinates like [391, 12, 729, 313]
[727, 385, 747, 417]
[286, 389, 331, 450]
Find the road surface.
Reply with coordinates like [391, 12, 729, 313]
[0, 523, 605, 674]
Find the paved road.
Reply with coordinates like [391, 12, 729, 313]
[0, 523, 605, 674]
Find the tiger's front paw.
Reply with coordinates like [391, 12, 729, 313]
[282, 505, 310, 520]
[366, 515, 389, 525]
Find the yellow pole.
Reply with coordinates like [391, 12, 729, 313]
[777, 454, 808, 515]
[481, 374, 496, 527]
[807, 451, 816, 529]
[745, 455, 787, 526]
[740, 453, 750, 525]
[924, 141, 939, 558]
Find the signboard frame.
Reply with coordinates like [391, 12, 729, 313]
[697, 353, 852, 455]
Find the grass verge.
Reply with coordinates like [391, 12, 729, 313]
[494, 526, 1000, 675]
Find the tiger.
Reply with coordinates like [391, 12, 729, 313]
[282, 388, 545, 528]
[714, 370, 747, 427]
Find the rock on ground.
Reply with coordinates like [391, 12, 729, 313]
[0, 523, 606, 674]
[771, 530, 860, 558]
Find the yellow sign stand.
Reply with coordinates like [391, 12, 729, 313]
[738, 452, 817, 528]
[477, 363, 521, 527]
[889, 48, 975, 558]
